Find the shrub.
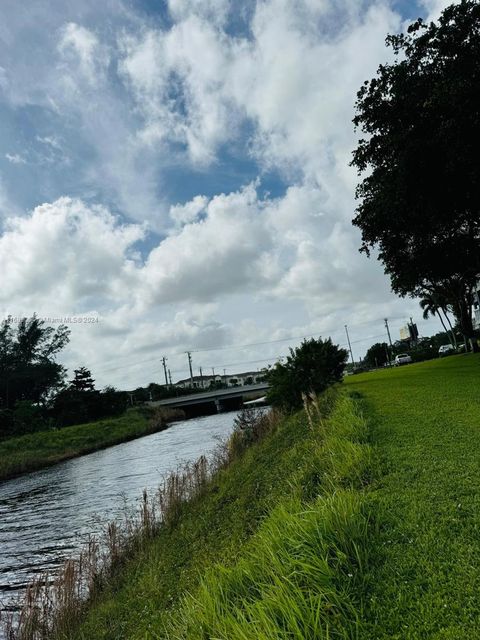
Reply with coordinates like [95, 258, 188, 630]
[266, 337, 348, 411]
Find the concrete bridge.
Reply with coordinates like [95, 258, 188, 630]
[149, 382, 269, 416]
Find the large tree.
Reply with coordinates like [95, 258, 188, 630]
[0, 316, 70, 412]
[364, 342, 390, 369]
[0, 316, 70, 436]
[351, 1, 480, 350]
[70, 367, 95, 392]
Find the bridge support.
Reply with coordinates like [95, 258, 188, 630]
[214, 399, 223, 413]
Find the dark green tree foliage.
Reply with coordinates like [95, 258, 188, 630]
[70, 367, 95, 391]
[351, 1, 480, 349]
[208, 380, 228, 390]
[364, 342, 390, 368]
[52, 370, 127, 427]
[0, 318, 128, 435]
[0, 316, 70, 436]
[266, 338, 348, 411]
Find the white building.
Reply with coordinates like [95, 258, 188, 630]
[175, 371, 265, 390]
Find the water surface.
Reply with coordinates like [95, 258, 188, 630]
[0, 412, 237, 612]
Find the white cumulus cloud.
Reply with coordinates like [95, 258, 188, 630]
[0, 0, 448, 386]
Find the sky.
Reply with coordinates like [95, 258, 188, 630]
[0, 0, 456, 389]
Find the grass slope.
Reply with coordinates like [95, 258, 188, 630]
[72, 391, 372, 640]
[0, 409, 154, 482]
[346, 354, 480, 638]
[24, 355, 480, 639]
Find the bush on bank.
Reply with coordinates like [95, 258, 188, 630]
[266, 337, 349, 411]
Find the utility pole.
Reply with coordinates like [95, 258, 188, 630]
[384, 318, 393, 347]
[168, 369, 172, 386]
[384, 343, 391, 367]
[186, 351, 194, 387]
[212, 367, 215, 376]
[344, 324, 355, 368]
[199, 366, 203, 388]
[409, 316, 418, 345]
[161, 356, 168, 386]
[384, 318, 393, 365]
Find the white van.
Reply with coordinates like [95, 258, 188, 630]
[438, 344, 455, 357]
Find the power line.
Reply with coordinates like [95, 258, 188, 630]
[116, 354, 286, 386]
[153, 334, 379, 379]
[83, 315, 406, 375]
[190, 333, 322, 353]
[88, 319, 407, 381]
[187, 318, 405, 355]
[350, 332, 389, 345]
[203, 356, 283, 370]
[93, 331, 396, 386]
[116, 331, 393, 383]
[167, 355, 284, 378]
[90, 334, 319, 375]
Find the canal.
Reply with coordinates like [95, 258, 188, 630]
[0, 411, 237, 617]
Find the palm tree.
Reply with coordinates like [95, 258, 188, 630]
[420, 294, 457, 348]
[440, 304, 458, 348]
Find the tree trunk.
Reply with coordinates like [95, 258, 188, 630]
[441, 308, 457, 349]
[436, 310, 450, 341]
[456, 297, 478, 352]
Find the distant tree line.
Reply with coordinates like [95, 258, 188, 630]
[363, 329, 463, 370]
[0, 316, 127, 439]
[126, 382, 219, 405]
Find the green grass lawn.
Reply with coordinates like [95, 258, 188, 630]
[0, 409, 154, 482]
[346, 354, 480, 638]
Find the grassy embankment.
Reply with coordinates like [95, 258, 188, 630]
[0, 408, 180, 482]
[67, 389, 372, 640]
[11, 354, 480, 639]
[345, 354, 480, 638]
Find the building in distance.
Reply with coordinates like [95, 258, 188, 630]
[175, 371, 265, 390]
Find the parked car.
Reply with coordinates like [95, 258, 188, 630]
[438, 344, 455, 357]
[394, 354, 412, 366]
